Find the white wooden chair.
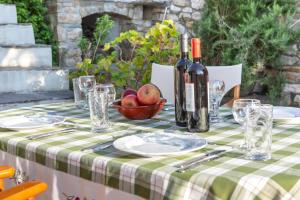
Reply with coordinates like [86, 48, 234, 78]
[150, 63, 242, 107]
[207, 64, 242, 106]
[151, 63, 175, 105]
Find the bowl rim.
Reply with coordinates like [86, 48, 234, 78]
[113, 98, 167, 109]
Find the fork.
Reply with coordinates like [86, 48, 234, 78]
[26, 128, 74, 140]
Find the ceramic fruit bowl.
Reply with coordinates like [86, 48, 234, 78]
[112, 98, 167, 120]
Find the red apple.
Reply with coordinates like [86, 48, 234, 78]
[137, 84, 161, 105]
[121, 94, 139, 107]
[121, 89, 137, 98]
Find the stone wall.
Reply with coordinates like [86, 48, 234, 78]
[46, 0, 300, 106]
[46, 0, 204, 69]
[281, 4, 300, 106]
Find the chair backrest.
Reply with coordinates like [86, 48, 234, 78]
[150, 63, 242, 105]
[207, 64, 242, 98]
[151, 63, 175, 104]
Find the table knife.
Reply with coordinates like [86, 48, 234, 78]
[81, 131, 139, 152]
[174, 149, 227, 173]
[26, 128, 74, 140]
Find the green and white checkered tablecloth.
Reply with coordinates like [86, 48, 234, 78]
[0, 101, 300, 200]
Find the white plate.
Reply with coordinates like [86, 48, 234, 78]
[0, 115, 65, 130]
[113, 132, 207, 157]
[273, 106, 300, 120]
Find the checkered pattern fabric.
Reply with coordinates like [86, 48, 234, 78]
[0, 101, 300, 200]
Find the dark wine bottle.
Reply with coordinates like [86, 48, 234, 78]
[185, 38, 209, 132]
[175, 33, 192, 127]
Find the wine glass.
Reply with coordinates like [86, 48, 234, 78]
[232, 99, 261, 150]
[96, 84, 116, 106]
[209, 80, 225, 123]
[78, 76, 96, 109]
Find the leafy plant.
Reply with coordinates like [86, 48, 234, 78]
[193, 0, 300, 103]
[0, 0, 58, 65]
[97, 20, 180, 89]
[71, 15, 114, 80]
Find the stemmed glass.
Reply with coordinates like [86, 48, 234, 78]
[96, 84, 116, 106]
[209, 80, 225, 123]
[232, 99, 261, 150]
[78, 76, 96, 109]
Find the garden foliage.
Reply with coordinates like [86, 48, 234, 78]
[193, 0, 300, 104]
[74, 18, 179, 91]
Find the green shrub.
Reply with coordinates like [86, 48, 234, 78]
[0, 0, 58, 65]
[74, 20, 180, 90]
[98, 20, 179, 89]
[193, 0, 300, 104]
[70, 15, 115, 80]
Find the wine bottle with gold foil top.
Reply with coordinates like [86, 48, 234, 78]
[185, 38, 209, 132]
[175, 33, 192, 127]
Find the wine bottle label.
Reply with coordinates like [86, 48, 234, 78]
[185, 83, 195, 112]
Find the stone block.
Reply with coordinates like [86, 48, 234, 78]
[175, 22, 187, 34]
[192, 11, 201, 20]
[182, 7, 193, 13]
[283, 66, 300, 73]
[0, 24, 35, 45]
[0, 69, 69, 93]
[0, 4, 17, 24]
[130, 6, 143, 20]
[284, 72, 300, 84]
[283, 83, 300, 93]
[294, 95, 300, 107]
[279, 92, 292, 106]
[280, 55, 299, 66]
[168, 14, 179, 21]
[57, 13, 81, 24]
[191, 0, 205, 10]
[179, 12, 192, 20]
[170, 5, 181, 13]
[57, 25, 82, 42]
[0, 45, 52, 68]
[173, 0, 189, 7]
[104, 3, 129, 16]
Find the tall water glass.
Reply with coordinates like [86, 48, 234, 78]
[209, 80, 225, 123]
[88, 90, 110, 133]
[232, 99, 261, 150]
[78, 76, 96, 109]
[96, 84, 116, 105]
[245, 104, 273, 160]
[72, 78, 85, 108]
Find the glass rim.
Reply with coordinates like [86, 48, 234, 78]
[90, 89, 107, 94]
[97, 83, 114, 87]
[79, 75, 95, 79]
[233, 99, 260, 103]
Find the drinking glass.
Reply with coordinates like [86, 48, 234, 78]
[96, 84, 116, 105]
[232, 99, 261, 150]
[72, 78, 85, 108]
[78, 76, 96, 109]
[245, 104, 273, 160]
[209, 80, 225, 123]
[88, 89, 110, 133]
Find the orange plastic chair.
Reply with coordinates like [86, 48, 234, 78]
[0, 166, 47, 200]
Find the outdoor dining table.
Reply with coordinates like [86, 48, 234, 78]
[0, 101, 300, 200]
